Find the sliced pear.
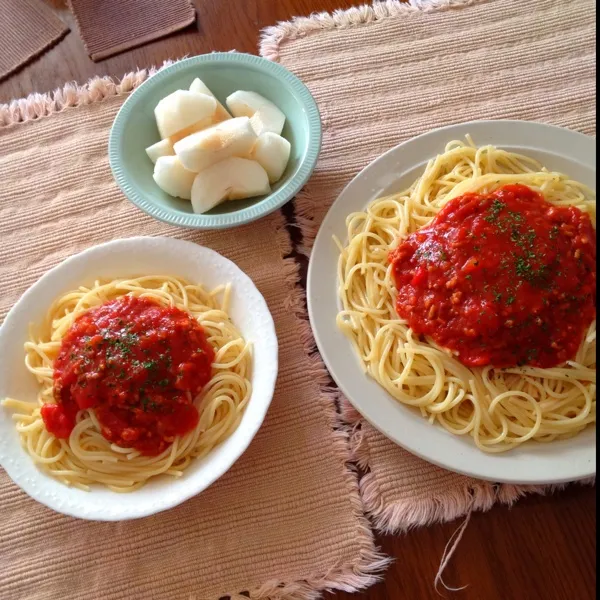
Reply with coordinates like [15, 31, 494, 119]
[154, 90, 217, 139]
[225, 90, 265, 118]
[226, 91, 286, 135]
[252, 132, 291, 183]
[174, 117, 258, 173]
[169, 79, 233, 144]
[153, 156, 196, 200]
[168, 117, 214, 144]
[189, 78, 232, 122]
[191, 157, 271, 214]
[250, 104, 286, 136]
[146, 138, 175, 164]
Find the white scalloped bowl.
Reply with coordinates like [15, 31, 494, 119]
[0, 237, 278, 520]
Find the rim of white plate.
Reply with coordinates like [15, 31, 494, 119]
[0, 237, 278, 520]
[307, 120, 596, 485]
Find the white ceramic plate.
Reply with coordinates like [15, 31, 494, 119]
[0, 237, 278, 520]
[307, 120, 596, 485]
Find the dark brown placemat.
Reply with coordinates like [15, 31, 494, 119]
[68, 0, 196, 61]
[0, 0, 68, 81]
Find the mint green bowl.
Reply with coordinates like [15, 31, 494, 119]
[109, 53, 321, 229]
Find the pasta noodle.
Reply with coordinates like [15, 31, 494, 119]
[2, 276, 252, 491]
[336, 138, 596, 452]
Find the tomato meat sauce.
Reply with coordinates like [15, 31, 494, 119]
[389, 184, 596, 368]
[42, 295, 215, 455]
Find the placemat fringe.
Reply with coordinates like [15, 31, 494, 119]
[260, 0, 488, 62]
[0, 61, 176, 127]
[294, 189, 322, 258]
[341, 400, 594, 534]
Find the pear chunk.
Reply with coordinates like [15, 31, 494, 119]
[174, 117, 257, 173]
[168, 117, 214, 144]
[250, 104, 286, 136]
[153, 156, 196, 200]
[191, 157, 270, 214]
[226, 91, 285, 135]
[252, 133, 291, 183]
[189, 78, 232, 122]
[146, 138, 175, 164]
[154, 90, 217, 139]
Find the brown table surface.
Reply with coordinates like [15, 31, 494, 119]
[0, 2, 596, 599]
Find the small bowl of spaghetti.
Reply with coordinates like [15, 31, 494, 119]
[0, 237, 277, 520]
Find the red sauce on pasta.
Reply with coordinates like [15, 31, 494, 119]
[389, 184, 596, 368]
[41, 296, 214, 455]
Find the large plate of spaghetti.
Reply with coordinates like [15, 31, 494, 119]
[307, 120, 596, 484]
[0, 237, 277, 520]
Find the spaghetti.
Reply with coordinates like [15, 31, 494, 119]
[2, 276, 252, 491]
[336, 138, 596, 452]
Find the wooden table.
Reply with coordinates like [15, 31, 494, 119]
[0, 2, 596, 599]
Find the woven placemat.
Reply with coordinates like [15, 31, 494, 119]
[0, 69, 387, 600]
[261, 0, 596, 533]
[0, 0, 68, 81]
[68, 0, 196, 61]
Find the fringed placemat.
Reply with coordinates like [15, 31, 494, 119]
[261, 0, 596, 534]
[68, 0, 196, 60]
[0, 0, 68, 81]
[0, 67, 387, 600]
